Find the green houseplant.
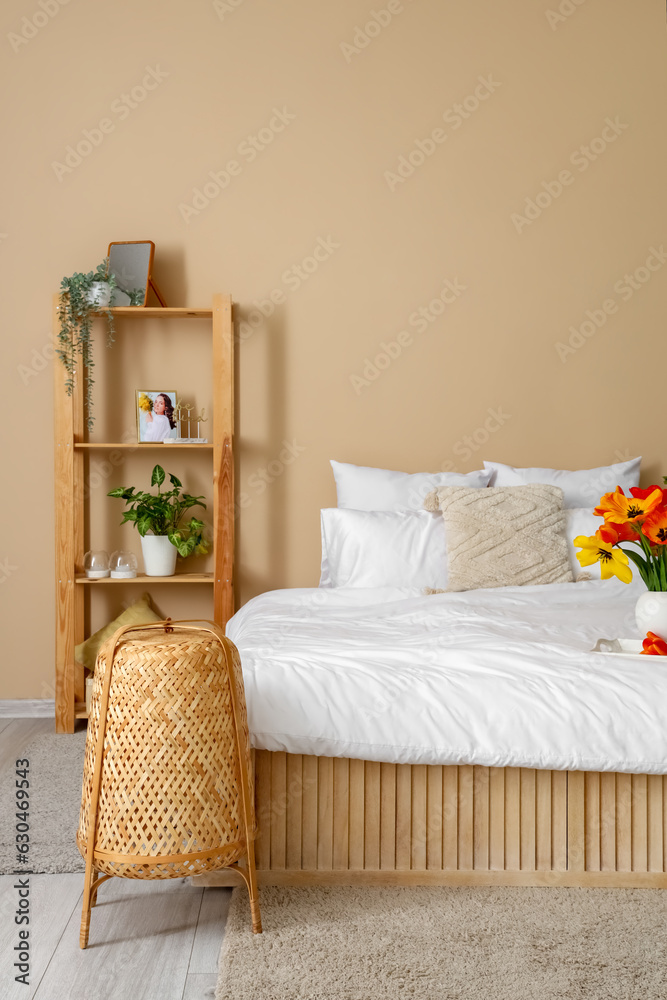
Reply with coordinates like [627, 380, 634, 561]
[108, 465, 210, 577]
[57, 259, 117, 429]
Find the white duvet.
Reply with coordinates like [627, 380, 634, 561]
[226, 579, 667, 774]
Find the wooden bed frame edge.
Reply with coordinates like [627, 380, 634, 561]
[194, 751, 667, 889]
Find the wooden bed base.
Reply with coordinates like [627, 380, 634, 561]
[195, 752, 667, 889]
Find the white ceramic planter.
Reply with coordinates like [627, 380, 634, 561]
[86, 282, 112, 309]
[635, 591, 667, 641]
[140, 535, 177, 577]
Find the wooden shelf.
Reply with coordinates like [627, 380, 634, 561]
[54, 293, 234, 733]
[75, 573, 214, 585]
[93, 307, 212, 318]
[74, 443, 213, 450]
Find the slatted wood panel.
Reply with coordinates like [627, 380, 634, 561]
[209, 753, 666, 887]
[581, 772, 667, 874]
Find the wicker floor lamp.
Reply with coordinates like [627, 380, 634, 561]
[77, 619, 262, 948]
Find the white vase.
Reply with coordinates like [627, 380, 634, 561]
[140, 535, 177, 577]
[635, 591, 667, 641]
[86, 282, 112, 309]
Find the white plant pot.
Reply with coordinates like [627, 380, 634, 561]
[86, 281, 112, 309]
[140, 535, 177, 577]
[635, 591, 667, 641]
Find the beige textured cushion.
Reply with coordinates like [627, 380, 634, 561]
[424, 484, 573, 592]
[74, 592, 162, 671]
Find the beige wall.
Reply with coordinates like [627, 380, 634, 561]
[1, 0, 666, 698]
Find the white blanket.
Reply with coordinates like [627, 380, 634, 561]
[226, 579, 667, 773]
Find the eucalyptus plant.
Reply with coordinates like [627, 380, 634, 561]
[57, 259, 117, 429]
[108, 465, 210, 558]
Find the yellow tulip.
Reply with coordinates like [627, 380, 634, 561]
[574, 534, 632, 584]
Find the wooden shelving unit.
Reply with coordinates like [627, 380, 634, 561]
[53, 294, 234, 733]
[74, 443, 214, 450]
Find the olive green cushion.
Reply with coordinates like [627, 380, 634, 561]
[74, 592, 162, 671]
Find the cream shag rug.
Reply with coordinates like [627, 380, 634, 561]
[216, 885, 667, 999]
[0, 732, 87, 874]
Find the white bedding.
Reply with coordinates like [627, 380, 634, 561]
[226, 579, 667, 774]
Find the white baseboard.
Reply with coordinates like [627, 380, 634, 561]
[0, 700, 55, 718]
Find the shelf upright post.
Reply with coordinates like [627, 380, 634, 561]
[212, 293, 234, 625]
[53, 294, 85, 733]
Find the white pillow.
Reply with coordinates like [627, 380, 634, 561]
[330, 460, 492, 511]
[483, 458, 641, 509]
[320, 508, 448, 590]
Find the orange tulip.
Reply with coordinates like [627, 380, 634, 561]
[597, 521, 636, 544]
[641, 631, 667, 656]
[643, 509, 667, 545]
[594, 486, 663, 524]
[630, 486, 667, 505]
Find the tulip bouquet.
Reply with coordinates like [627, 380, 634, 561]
[575, 481, 667, 655]
[575, 483, 667, 587]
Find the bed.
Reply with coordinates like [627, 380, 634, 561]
[197, 577, 667, 889]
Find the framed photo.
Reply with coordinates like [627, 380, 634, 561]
[136, 390, 178, 443]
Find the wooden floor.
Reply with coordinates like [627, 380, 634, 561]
[0, 718, 231, 1000]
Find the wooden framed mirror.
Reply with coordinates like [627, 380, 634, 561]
[107, 240, 167, 307]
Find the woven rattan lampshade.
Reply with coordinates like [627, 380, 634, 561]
[77, 620, 261, 948]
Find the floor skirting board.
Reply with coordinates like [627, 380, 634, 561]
[194, 751, 667, 890]
[0, 699, 55, 718]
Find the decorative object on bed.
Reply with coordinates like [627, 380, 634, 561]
[482, 457, 641, 508]
[573, 482, 667, 637]
[424, 484, 572, 591]
[77, 619, 262, 948]
[320, 508, 448, 590]
[641, 631, 667, 655]
[591, 637, 644, 657]
[107, 464, 209, 576]
[57, 259, 118, 429]
[636, 595, 667, 641]
[330, 460, 492, 510]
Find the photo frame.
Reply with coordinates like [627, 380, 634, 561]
[136, 390, 179, 443]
